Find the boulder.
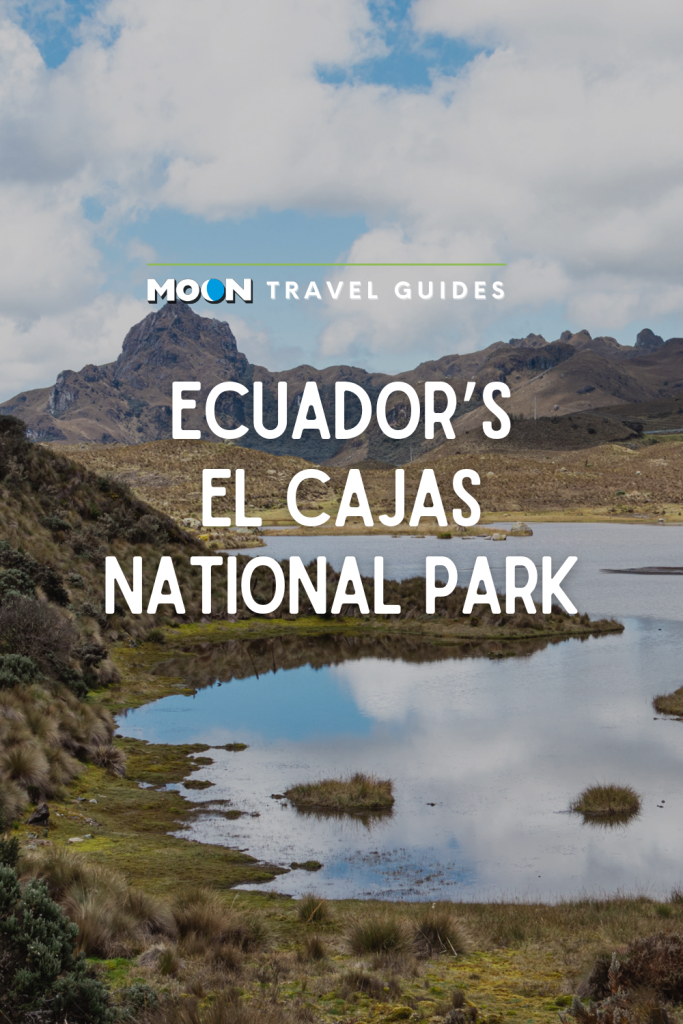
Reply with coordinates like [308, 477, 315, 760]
[27, 802, 49, 825]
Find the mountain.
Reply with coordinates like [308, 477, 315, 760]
[1, 304, 681, 463]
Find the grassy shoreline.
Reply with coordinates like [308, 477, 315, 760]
[9, 616, 663, 1024]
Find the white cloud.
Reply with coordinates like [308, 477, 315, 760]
[0, 293, 148, 400]
[223, 314, 305, 371]
[1, 0, 682, 386]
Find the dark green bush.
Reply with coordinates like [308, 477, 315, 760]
[40, 514, 72, 534]
[0, 568, 35, 600]
[0, 653, 41, 688]
[117, 981, 159, 1018]
[0, 541, 69, 606]
[0, 811, 20, 868]
[0, 864, 114, 1023]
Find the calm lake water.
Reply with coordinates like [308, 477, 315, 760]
[117, 524, 683, 901]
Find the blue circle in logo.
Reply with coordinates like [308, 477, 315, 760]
[205, 278, 225, 302]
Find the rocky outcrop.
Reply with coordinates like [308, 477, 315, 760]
[0, 306, 681, 461]
[635, 328, 664, 353]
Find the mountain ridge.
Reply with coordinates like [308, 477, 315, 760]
[2, 304, 681, 463]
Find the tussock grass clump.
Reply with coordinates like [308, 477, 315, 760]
[0, 684, 115, 808]
[0, 742, 50, 792]
[339, 969, 388, 1001]
[302, 934, 326, 961]
[296, 893, 330, 925]
[89, 743, 127, 777]
[173, 887, 267, 952]
[347, 915, 410, 955]
[21, 848, 176, 957]
[653, 687, 683, 717]
[571, 784, 641, 821]
[412, 905, 469, 957]
[285, 772, 394, 812]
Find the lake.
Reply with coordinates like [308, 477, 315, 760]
[117, 524, 683, 901]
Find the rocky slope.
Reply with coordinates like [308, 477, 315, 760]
[1, 304, 681, 463]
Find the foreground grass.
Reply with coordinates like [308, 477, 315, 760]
[9, 624, 670, 1021]
[7, 683, 682, 1020]
[285, 773, 394, 812]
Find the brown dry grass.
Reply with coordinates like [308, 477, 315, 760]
[653, 687, 683, 717]
[52, 435, 683, 529]
[284, 772, 394, 812]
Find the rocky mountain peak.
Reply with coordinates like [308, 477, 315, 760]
[112, 303, 249, 390]
[635, 328, 664, 353]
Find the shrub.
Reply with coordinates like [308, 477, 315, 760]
[0, 810, 20, 868]
[296, 893, 330, 925]
[347, 915, 409, 955]
[147, 627, 166, 643]
[0, 653, 41, 688]
[0, 594, 78, 664]
[125, 513, 168, 545]
[117, 982, 159, 1018]
[412, 906, 469, 957]
[0, 864, 114, 1023]
[0, 568, 35, 600]
[0, 541, 69, 606]
[618, 933, 683, 1001]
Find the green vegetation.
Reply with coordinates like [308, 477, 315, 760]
[290, 859, 322, 871]
[285, 772, 394, 812]
[0, 417, 668, 1022]
[0, 862, 113, 1023]
[571, 784, 641, 822]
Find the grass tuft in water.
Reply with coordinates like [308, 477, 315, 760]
[284, 772, 394, 812]
[653, 688, 683, 716]
[571, 783, 641, 821]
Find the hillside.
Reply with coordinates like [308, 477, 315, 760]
[2, 304, 681, 464]
[52, 431, 683, 526]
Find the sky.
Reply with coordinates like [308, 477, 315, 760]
[0, 0, 682, 401]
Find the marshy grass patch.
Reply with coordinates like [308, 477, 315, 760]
[412, 905, 469, 958]
[301, 934, 326, 961]
[653, 687, 683, 717]
[296, 892, 330, 925]
[347, 914, 410, 955]
[290, 859, 322, 872]
[284, 771, 394, 812]
[571, 783, 641, 823]
[173, 887, 268, 953]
